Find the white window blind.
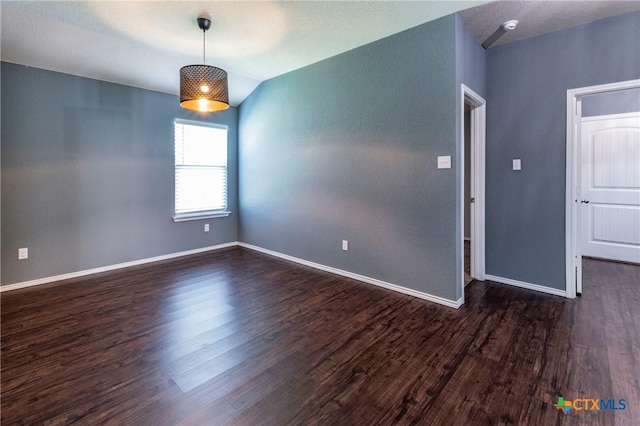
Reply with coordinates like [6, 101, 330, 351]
[174, 121, 228, 220]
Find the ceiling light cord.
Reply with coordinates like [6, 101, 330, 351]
[202, 28, 206, 65]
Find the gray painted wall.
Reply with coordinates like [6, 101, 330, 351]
[486, 12, 640, 289]
[456, 14, 487, 99]
[582, 87, 640, 117]
[239, 15, 461, 302]
[1, 63, 239, 285]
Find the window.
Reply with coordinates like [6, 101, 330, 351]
[173, 120, 229, 221]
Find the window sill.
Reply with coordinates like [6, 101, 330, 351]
[173, 211, 231, 222]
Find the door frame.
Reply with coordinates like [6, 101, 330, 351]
[565, 79, 640, 298]
[460, 84, 486, 304]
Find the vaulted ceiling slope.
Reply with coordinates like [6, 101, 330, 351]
[3, 1, 639, 107]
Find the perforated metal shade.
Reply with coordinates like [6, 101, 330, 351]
[180, 65, 229, 112]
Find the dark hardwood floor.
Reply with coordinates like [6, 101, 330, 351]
[1, 247, 639, 425]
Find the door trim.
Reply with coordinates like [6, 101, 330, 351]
[460, 84, 486, 305]
[565, 79, 640, 298]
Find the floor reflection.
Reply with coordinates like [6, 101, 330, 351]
[159, 269, 246, 391]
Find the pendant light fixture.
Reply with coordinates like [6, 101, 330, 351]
[180, 16, 229, 112]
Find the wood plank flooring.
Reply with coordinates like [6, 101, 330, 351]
[1, 247, 639, 425]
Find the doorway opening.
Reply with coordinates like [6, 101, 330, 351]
[460, 84, 486, 304]
[565, 79, 640, 298]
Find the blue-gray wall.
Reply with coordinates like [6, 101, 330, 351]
[1, 63, 239, 285]
[486, 11, 640, 289]
[582, 87, 640, 117]
[239, 15, 461, 302]
[455, 14, 486, 99]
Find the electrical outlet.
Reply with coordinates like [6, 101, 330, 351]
[204, 223, 210, 232]
[18, 248, 28, 260]
[342, 240, 349, 251]
[513, 159, 522, 170]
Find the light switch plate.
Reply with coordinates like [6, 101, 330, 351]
[513, 159, 521, 170]
[437, 156, 451, 169]
[342, 240, 349, 251]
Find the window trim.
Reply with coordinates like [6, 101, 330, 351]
[173, 119, 231, 222]
[173, 210, 231, 222]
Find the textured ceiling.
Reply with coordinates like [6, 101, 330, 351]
[459, 1, 640, 48]
[3, 1, 639, 107]
[0, 1, 487, 106]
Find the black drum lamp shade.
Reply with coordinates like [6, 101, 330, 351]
[180, 17, 229, 113]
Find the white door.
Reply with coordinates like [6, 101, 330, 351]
[580, 113, 640, 264]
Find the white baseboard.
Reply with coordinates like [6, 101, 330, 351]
[2, 241, 464, 309]
[238, 242, 462, 309]
[0, 242, 238, 292]
[484, 274, 567, 298]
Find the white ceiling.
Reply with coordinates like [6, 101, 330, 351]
[0, 1, 487, 106]
[460, 1, 640, 48]
[2, 1, 638, 107]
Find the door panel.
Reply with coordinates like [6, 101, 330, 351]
[581, 114, 640, 264]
